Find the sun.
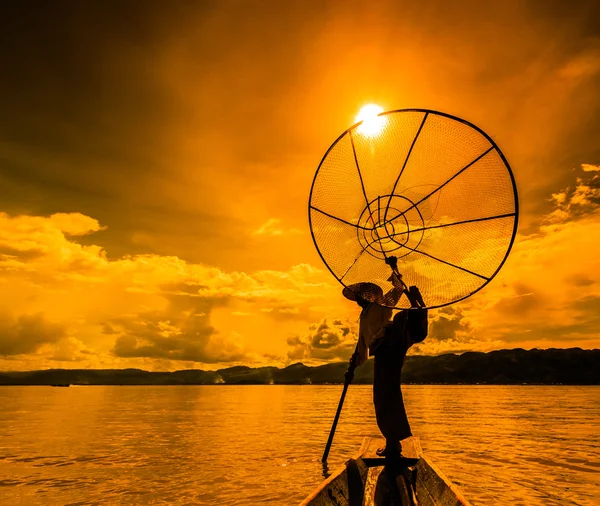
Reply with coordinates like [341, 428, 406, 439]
[356, 104, 386, 137]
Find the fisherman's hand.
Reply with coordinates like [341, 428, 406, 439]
[385, 255, 398, 270]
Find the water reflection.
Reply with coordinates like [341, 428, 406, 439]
[0, 385, 598, 505]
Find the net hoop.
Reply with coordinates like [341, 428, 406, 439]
[308, 108, 519, 310]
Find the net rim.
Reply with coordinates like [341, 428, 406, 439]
[308, 108, 519, 310]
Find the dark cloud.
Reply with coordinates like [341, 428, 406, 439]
[0, 313, 65, 355]
[571, 295, 600, 316]
[248, 298, 319, 323]
[428, 307, 472, 342]
[101, 322, 119, 335]
[261, 305, 311, 322]
[110, 292, 244, 364]
[160, 282, 208, 295]
[310, 320, 342, 349]
[570, 275, 595, 287]
[287, 318, 356, 362]
[0, 245, 45, 261]
[491, 292, 544, 318]
[480, 295, 600, 345]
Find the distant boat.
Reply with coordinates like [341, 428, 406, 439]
[50, 384, 71, 387]
[300, 436, 471, 505]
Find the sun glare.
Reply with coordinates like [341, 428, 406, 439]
[356, 104, 386, 136]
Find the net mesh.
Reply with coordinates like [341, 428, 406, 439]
[309, 109, 518, 309]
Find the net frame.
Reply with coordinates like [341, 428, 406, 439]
[308, 108, 519, 310]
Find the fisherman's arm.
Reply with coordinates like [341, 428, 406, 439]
[382, 272, 405, 306]
[406, 286, 428, 343]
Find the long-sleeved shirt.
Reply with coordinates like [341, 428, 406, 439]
[356, 285, 403, 366]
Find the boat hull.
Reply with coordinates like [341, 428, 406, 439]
[301, 437, 472, 506]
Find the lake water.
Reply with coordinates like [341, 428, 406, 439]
[0, 385, 598, 505]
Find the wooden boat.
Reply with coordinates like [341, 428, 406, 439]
[300, 437, 471, 506]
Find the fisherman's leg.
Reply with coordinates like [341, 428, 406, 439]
[373, 335, 411, 455]
[378, 348, 412, 441]
[388, 365, 411, 441]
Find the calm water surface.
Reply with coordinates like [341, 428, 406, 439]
[0, 385, 599, 505]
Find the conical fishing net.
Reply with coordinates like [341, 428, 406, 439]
[309, 109, 518, 309]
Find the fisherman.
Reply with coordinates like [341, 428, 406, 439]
[342, 256, 428, 459]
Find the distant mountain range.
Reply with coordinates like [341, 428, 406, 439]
[1, 348, 598, 385]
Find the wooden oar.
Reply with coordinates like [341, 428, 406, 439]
[321, 346, 359, 463]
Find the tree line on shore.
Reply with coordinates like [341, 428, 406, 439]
[1, 348, 598, 386]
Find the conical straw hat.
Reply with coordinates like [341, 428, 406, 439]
[342, 282, 383, 304]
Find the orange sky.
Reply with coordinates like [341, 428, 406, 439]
[0, 1, 599, 371]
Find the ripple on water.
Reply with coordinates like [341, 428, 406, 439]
[0, 385, 599, 505]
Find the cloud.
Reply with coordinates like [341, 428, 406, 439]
[454, 171, 600, 350]
[0, 1, 599, 369]
[410, 167, 600, 355]
[3, 166, 600, 370]
[0, 212, 108, 279]
[428, 307, 472, 342]
[50, 337, 93, 362]
[252, 218, 302, 236]
[0, 211, 343, 369]
[48, 213, 106, 236]
[409, 306, 499, 356]
[287, 318, 355, 362]
[411, 336, 506, 357]
[545, 171, 600, 223]
[110, 293, 247, 363]
[0, 212, 104, 263]
[0, 312, 66, 356]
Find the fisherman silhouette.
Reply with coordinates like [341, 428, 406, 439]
[342, 256, 428, 459]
